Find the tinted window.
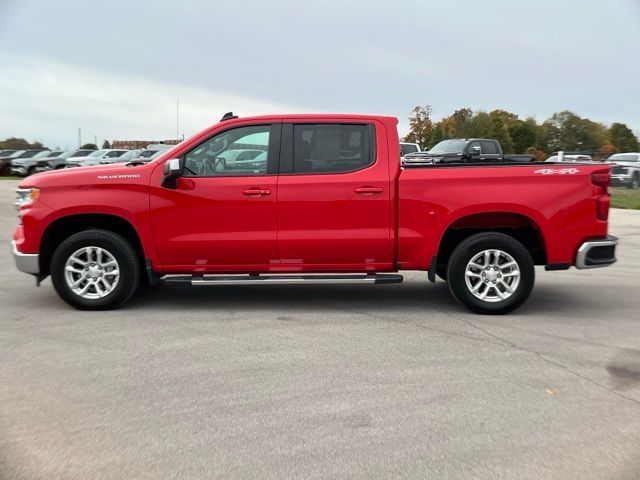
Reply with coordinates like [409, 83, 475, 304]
[292, 124, 371, 174]
[105, 150, 126, 158]
[183, 125, 270, 177]
[467, 141, 481, 154]
[481, 141, 498, 154]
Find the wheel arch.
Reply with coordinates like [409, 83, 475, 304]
[435, 211, 548, 272]
[39, 213, 147, 278]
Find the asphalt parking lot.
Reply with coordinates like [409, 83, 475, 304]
[1, 179, 639, 480]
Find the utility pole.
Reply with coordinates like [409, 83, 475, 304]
[176, 98, 180, 141]
[94, 135, 97, 147]
[78, 128, 81, 148]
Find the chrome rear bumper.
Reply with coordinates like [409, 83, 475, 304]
[575, 236, 618, 269]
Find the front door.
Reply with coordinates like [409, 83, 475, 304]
[149, 123, 280, 271]
[275, 121, 393, 271]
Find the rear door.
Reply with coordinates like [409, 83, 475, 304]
[275, 120, 394, 270]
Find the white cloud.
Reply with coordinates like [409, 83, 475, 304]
[0, 53, 304, 148]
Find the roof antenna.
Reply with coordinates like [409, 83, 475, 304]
[220, 112, 238, 122]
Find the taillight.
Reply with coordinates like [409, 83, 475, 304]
[592, 170, 610, 221]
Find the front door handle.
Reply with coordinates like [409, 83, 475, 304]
[354, 186, 383, 195]
[242, 188, 271, 197]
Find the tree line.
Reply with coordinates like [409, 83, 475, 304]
[403, 106, 639, 160]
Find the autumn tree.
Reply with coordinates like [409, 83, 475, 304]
[80, 143, 98, 150]
[102, 140, 111, 149]
[404, 106, 434, 149]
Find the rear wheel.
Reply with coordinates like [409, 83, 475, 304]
[51, 230, 140, 310]
[627, 175, 639, 190]
[446, 232, 534, 315]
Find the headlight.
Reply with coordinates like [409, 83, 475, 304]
[15, 188, 40, 210]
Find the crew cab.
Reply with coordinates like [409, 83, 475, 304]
[405, 138, 534, 164]
[12, 113, 617, 314]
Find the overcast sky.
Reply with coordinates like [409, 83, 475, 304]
[1, 0, 639, 148]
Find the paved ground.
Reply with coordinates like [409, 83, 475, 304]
[1, 179, 639, 480]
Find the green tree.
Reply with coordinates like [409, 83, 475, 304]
[427, 122, 447, 148]
[608, 123, 639, 152]
[404, 106, 434, 149]
[488, 110, 515, 154]
[102, 140, 111, 149]
[510, 117, 538, 153]
[80, 143, 98, 150]
[443, 108, 474, 138]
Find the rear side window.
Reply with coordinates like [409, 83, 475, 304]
[401, 144, 419, 156]
[481, 141, 498, 154]
[292, 124, 373, 174]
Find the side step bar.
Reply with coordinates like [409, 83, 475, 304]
[163, 273, 403, 286]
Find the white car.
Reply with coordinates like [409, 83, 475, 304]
[545, 154, 592, 162]
[400, 142, 421, 162]
[608, 153, 640, 189]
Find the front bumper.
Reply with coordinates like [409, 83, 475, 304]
[10, 166, 27, 176]
[11, 240, 39, 275]
[611, 175, 632, 187]
[575, 235, 618, 269]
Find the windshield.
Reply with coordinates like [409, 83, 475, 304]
[104, 150, 126, 158]
[48, 151, 64, 158]
[609, 153, 639, 162]
[87, 150, 108, 158]
[19, 151, 42, 158]
[71, 150, 93, 158]
[429, 140, 468, 154]
[33, 151, 52, 159]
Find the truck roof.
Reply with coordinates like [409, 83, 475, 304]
[217, 113, 399, 123]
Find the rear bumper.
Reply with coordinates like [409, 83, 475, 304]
[575, 235, 618, 269]
[11, 240, 39, 275]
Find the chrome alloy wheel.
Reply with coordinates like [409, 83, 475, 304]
[464, 249, 521, 303]
[64, 246, 120, 299]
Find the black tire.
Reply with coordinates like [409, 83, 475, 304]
[446, 232, 535, 315]
[627, 175, 639, 190]
[26, 166, 36, 176]
[50, 230, 141, 310]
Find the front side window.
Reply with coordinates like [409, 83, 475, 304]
[183, 125, 270, 177]
[292, 124, 372, 174]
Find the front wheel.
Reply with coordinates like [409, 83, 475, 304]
[446, 232, 535, 315]
[50, 230, 141, 310]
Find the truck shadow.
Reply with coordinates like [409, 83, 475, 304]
[126, 280, 607, 318]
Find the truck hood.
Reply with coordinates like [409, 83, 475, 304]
[19, 162, 150, 188]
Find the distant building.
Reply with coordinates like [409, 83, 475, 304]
[111, 139, 182, 149]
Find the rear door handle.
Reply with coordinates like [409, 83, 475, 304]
[242, 188, 271, 196]
[354, 186, 383, 195]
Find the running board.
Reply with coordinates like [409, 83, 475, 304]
[163, 273, 403, 286]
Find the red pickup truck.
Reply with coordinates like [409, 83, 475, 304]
[12, 113, 617, 314]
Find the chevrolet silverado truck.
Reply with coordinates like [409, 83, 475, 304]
[404, 138, 534, 164]
[11, 113, 617, 314]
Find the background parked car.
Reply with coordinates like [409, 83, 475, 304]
[0, 150, 27, 175]
[65, 149, 139, 167]
[544, 154, 593, 162]
[608, 152, 640, 189]
[10, 150, 52, 176]
[36, 149, 95, 172]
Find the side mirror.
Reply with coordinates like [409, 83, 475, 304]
[162, 158, 181, 189]
[470, 145, 481, 157]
